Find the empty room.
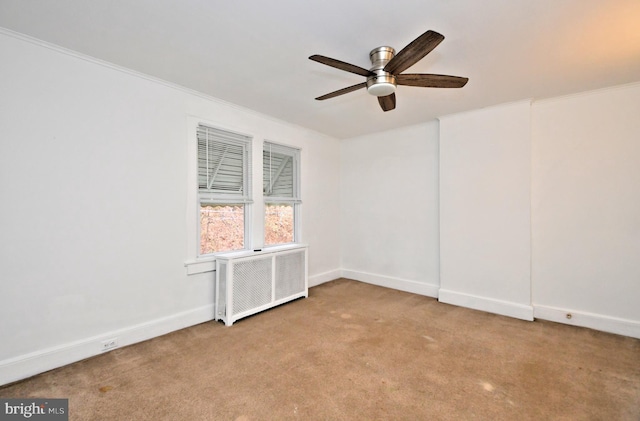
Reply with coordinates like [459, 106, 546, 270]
[1, 1, 639, 419]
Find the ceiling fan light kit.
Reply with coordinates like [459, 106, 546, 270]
[309, 30, 469, 112]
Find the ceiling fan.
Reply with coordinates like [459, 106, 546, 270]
[309, 30, 468, 112]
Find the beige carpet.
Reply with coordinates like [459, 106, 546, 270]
[2, 278, 639, 420]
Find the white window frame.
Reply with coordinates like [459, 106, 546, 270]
[263, 141, 301, 246]
[185, 117, 253, 274]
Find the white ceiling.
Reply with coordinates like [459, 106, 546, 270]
[1, 0, 640, 139]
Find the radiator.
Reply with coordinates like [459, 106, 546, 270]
[215, 244, 308, 326]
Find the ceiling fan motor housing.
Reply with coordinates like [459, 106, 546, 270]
[367, 46, 396, 97]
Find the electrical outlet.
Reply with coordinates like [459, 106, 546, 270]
[101, 338, 118, 352]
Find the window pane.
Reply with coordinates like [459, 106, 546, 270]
[197, 125, 251, 198]
[265, 203, 294, 245]
[200, 204, 244, 254]
[263, 149, 294, 198]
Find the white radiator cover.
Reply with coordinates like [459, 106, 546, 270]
[215, 244, 308, 326]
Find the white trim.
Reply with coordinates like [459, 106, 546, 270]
[308, 269, 341, 287]
[0, 27, 337, 142]
[534, 305, 640, 339]
[341, 270, 439, 298]
[0, 305, 214, 386]
[184, 258, 216, 275]
[438, 289, 534, 321]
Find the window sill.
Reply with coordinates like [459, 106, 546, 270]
[184, 257, 216, 275]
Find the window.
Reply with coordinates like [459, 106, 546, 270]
[197, 124, 252, 255]
[263, 142, 300, 246]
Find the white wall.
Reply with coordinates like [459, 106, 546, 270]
[436, 89, 640, 338]
[531, 84, 640, 336]
[2, 29, 639, 387]
[439, 101, 533, 320]
[0, 31, 341, 384]
[340, 122, 440, 296]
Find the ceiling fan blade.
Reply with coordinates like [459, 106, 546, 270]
[315, 82, 367, 100]
[309, 55, 373, 77]
[378, 93, 396, 112]
[396, 74, 469, 88]
[384, 30, 445, 75]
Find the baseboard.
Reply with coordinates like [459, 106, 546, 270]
[438, 289, 534, 321]
[341, 269, 439, 298]
[308, 269, 341, 288]
[0, 305, 215, 386]
[534, 305, 640, 339]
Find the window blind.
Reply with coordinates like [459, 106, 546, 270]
[198, 124, 252, 203]
[263, 142, 300, 202]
